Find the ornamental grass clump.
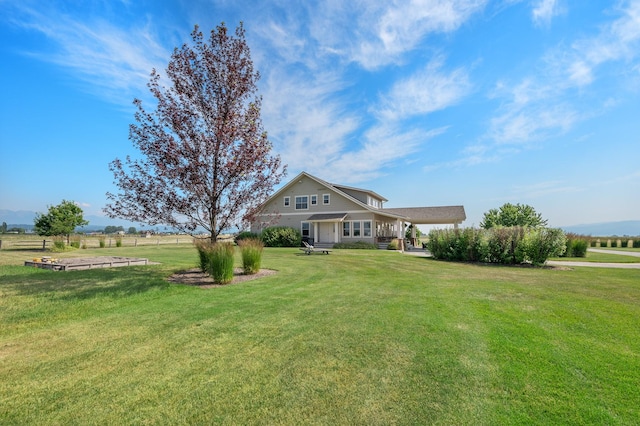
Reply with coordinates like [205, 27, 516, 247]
[239, 238, 263, 275]
[195, 241, 236, 284]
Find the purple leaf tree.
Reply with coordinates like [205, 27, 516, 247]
[105, 23, 286, 243]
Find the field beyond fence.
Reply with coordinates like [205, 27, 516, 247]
[0, 234, 205, 250]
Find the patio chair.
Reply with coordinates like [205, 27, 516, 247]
[300, 240, 331, 255]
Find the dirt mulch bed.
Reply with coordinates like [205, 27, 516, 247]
[168, 268, 277, 288]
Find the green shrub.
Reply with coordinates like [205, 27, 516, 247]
[235, 231, 259, 244]
[52, 238, 66, 251]
[70, 238, 81, 249]
[486, 226, 526, 264]
[387, 240, 400, 250]
[239, 238, 263, 275]
[115, 237, 123, 248]
[333, 241, 378, 249]
[611, 240, 618, 248]
[569, 239, 588, 257]
[99, 237, 106, 248]
[519, 228, 566, 266]
[634, 239, 640, 248]
[260, 226, 301, 247]
[428, 226, 565, 266]
[562, 233, 588, 258]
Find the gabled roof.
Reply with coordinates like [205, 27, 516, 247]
[266, 171, 397, 216]
[261, 171, 466, 225]
[330, 183, 388, 203]
[382, 206, 466, 224]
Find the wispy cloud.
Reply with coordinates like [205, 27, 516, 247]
[507, 180, 581, 199]
[302, 0, 488, 70]
[4, 3, 171, 105]
[564, 0, 640, 88]
[329, 125, 448, 183]
[465, 1, 640, 166]
[374, 57, 472, 121]
[532, 0, 562, 26]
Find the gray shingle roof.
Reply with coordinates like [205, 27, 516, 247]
[382, 206, 466, 224]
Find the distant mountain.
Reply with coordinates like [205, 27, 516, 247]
[0, 210, 146, 232]
[561, 220, 640, 237]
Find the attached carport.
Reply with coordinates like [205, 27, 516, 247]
[382, 206, 467, 248]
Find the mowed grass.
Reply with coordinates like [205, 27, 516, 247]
[1, 246, 639, 424]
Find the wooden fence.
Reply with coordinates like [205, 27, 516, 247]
[0, 236, 201, 250]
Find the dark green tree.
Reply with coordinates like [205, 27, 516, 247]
[34, 200, 89, 244]
[0, 222, 7, 233]
[127, 227, 137, 234]
[104, 225, 125, 234]
[480, 203, 548, 229]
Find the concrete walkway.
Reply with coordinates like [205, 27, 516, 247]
[546, 248, 640, 269]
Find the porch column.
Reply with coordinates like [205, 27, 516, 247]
[334, 222, 339, 243]
[454, 222, 459, 230]
[313, 222, 319, 243]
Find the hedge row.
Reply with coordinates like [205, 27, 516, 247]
[426, 227, 566, 266]
[236, 227, 302, 248]
[589, 239, 640, 248]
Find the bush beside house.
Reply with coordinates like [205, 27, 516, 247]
[427, 226, 567, 266]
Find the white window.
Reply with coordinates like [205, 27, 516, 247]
[284, 196, 290, 207]
[353, 221, 361, 237]
[323, 194, 330, 205]
[363, 221, 372, 237]
[295, 196, 308, 210]
[342, 222, 350, 237]
[311, 195, 318, 206]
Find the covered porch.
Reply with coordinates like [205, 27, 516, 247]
[377, 206, 466, 250]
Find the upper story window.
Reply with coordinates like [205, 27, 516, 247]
[367, 196, 381, 208]
[311, 195, 318, 206]
[284, 196, 290, 207]
[295, 196, 308, 210]
[323, 194, 330, 205]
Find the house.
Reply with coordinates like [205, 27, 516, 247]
[251, 171, 466, 248]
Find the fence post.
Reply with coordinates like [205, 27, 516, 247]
[43, 239, 46, 250]
[0, 239, 2, 249]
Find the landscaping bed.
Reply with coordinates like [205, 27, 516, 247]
[24, 256, 152, 271]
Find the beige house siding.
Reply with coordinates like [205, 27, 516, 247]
[251, 171, 466, 247]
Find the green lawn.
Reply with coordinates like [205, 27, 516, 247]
[1, 246, 639, 424]
[551, 251, 640, 263]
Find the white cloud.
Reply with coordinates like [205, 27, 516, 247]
[565, 1, 640, 87]
[329, 125, 448, 183]
[481, 1, 640, 157]
[374, 58, 472, 121]
[532, 0, 561, 26]
[6, 4, 171, 105]
[305, 0, 487, 70]
[259, 69, 359, 177]
[508, 180, 581, 199]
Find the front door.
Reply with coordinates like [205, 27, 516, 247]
[318, 222, 335, 243]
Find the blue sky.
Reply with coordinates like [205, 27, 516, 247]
[1, 0, 639, 228]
